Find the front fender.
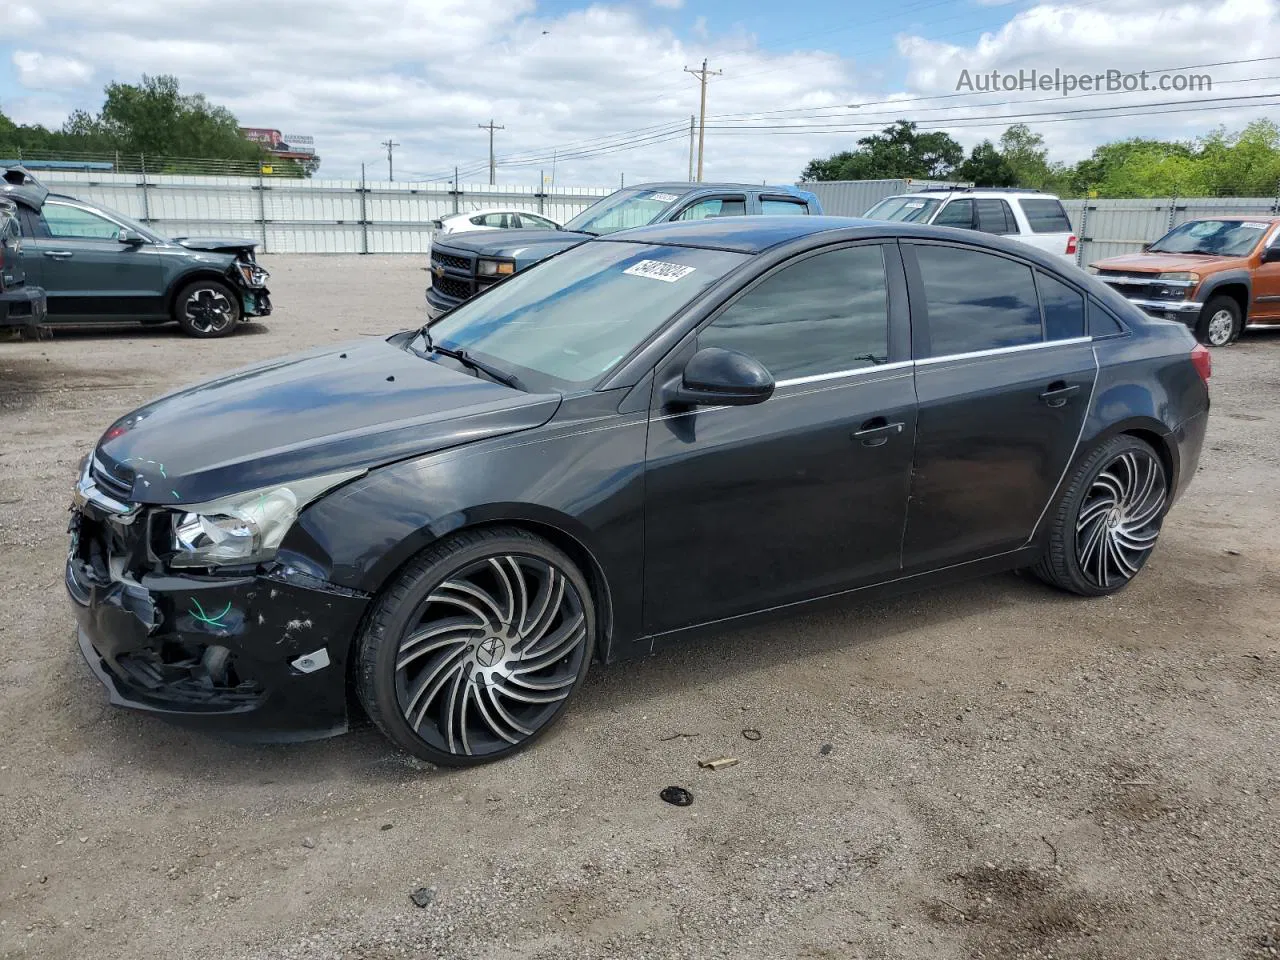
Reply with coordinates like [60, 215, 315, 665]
[1196, 269, 1252, 310]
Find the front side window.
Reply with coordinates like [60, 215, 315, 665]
[41, 202, 121, 240]
[428, 240, 747, 388]
[1020, 198, 1073, 234]
[1148, 220, 1269, 257]
[1037, 271, 1086, 340]
[676, 197, 747, 221]
[914, 244, 1042, 356]
[932, 199, 975, 229]
[698, 245, 889, 380]
[863, 196, 941, 223]
[760, 198, 809, 216]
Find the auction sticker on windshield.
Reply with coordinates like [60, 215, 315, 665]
[623, 260, 697, 283]
[649, 193, 679, 203]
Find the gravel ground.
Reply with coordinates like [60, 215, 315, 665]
[1, 255, 1277, 960]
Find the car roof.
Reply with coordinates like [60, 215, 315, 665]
[445, 208, 555, 219]
[629, 181, 816, 199]
[884, 189, 1062, 201]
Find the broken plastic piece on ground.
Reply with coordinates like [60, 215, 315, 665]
[409, 887, 435, 908]
[698, 756, 739, 771]
[659, 786, 693, 807]
[741, 728, 762, 741]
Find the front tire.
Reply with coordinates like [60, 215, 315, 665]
[1195, 295, 1242, 347]
[174, 278, 242, 338]
[1034, 435, 1169, 597]
[355, 527, 595, 766]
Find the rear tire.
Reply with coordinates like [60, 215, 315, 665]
[355, 527, 595, 766]
[174, 278, 241, 338]
[1195, 295, 1242, 347]
[1033, 435, 1169, 597]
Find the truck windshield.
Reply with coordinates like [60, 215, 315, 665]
[1147, 220, 1270, 257]
[563, 189, 685, 236]
[863, 196, 942, 223]
[426, 240, 748, 389]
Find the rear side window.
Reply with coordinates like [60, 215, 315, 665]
[760, 198, 809, 216]
[1089, 299, 1127, 337]
[1037, 271, 1086, 340]
[677, 197, 747, 221]
[700, 245, 889, 379]
[932, 199, 974, 229]
[1019, 199, 1073, 234]
[913, 245, 1042, 356]
[975, 199, 1016, 235]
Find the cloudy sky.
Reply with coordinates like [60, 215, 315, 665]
[2, 0, 1279, 187]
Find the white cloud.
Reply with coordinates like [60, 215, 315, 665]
[12, 50, 93, 90]
[653, 0, 685, 8]
[4, 6, 44, 35]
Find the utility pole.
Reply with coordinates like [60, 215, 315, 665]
[381, 137, 399, 181]
[478, 119, 504, 185]
[683, 59, 721, 181]
[687, 114, 695, 182]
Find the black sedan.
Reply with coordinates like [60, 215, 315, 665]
[67, 216, 1210, 765]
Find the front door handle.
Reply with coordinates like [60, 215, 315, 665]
[1040, 381, 1080, 408]
[853, 417, 905, 447]
[43, 250, 74, 260]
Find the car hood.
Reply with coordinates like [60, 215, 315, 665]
[439, 228, 592, 264]
[1091, 252, 1241, 273]
[173, 236, 259, 256]
[96, 336, 561, 505]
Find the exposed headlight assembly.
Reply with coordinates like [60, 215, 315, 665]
[237, 261, 271, 288]
[170, 469, 364, 568]
[1156, 272, 1200, 283]
[477, 258, 515, 277]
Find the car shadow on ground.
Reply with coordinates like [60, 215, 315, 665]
[52, 568, 1073, 784]
[36, 321, 273, 341]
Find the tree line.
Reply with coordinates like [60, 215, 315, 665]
[1, 75, 312, 177]
[801, 119, 1280, 198]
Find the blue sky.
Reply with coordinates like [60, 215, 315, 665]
[3, 0, 1278, 185]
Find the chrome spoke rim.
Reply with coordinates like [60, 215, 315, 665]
[1074, 448, 1166, 588]
[1207, 309, 1234, 346]
[393, 553, 587, 757]
[184, 289, 234, 333]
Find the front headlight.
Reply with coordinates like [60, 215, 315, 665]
[477, 258, 515, 277]
[237, 261, 271, 288]
[169, 469, 364, 569]
[1157, 272, 1200, 283]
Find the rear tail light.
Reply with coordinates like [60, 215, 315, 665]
[1191, 344, 1211, 385]
[1066, 235, 1078, 256]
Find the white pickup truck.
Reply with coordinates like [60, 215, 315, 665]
[863, 189, 1078, 263]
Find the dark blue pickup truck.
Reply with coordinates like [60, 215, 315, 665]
[425, 181, 822, 317]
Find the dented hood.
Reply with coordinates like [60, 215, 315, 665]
[96, 336, 561, 505]
[173, 236, 260, 256]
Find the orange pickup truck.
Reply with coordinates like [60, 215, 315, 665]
[1090, 216, 1280, 346]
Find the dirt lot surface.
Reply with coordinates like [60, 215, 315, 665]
[1, 255, 1277, 960]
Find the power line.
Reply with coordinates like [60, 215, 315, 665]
[684, 59, 722, 181]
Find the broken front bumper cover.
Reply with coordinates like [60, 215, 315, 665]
[0, 285, 47, 330]
[67, 506, 367, 742]
[242, 287, 272, 319]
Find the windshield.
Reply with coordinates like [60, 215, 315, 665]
[563, 189, 686, 236]
[863, 196, 942, 223]
[427, 240, 748, 388]
[1147, 219, 1270, 257]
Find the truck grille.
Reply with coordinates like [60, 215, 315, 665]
[432, 274, 472, 301]
[90, 456, 134, 502]
[432, 250, 472, 272]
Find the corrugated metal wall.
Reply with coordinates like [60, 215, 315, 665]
[1063, 197, 1280, 265]
[797, 179, 973, 217]
[39, 172, 613, 254]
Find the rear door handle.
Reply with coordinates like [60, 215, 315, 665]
[853, 417, 905, 447]
[1040, 381, 1080, 408]
[44, 250, 74, 260]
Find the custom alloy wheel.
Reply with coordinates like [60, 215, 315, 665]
[1034, 435, 1169, 597]
[1073, 448, 1167, 589]
[1205, 309, 1235, 347]
[357, 528, 595, 765]
[174, 279, 242, 338]
[1196, 295, 1242, 348]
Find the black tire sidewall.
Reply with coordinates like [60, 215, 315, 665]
[1043, 434, 1167, 597]
[357, 528, 596, 766]
[1196, 295, 1242, 347]
[174, 278, 242, 338]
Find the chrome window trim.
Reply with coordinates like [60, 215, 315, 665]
[775, 359, 912, 387]
[915, 336, 1092, 366]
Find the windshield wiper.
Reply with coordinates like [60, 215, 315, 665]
[431, 342, 522, 389]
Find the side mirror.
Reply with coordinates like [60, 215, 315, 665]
[118, 228, 144, 245]
[1262, 245, 1280, 264]
[664, 346, 775, 407]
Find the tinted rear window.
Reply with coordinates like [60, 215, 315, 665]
[1019, 199, 1073, 234]
[914, 245, 1043, 355]
[1037, 271, 1086, 340]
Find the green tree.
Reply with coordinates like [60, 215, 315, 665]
[997, 124, 1053, 189]
[801, 120, 964, 181]
[957, 140, 1019, 187]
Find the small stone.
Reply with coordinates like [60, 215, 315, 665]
[819, 743, 833, 756]
[301, 837, 316, 849]
[410, 887, 435, 908]
[78, 837, 88, 844]
[380, 824, 393, 831]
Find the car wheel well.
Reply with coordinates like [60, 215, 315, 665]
[1120, 428, 1175, 492]
[166, 270, 234, 317]
[1205, 284, 1248, 321]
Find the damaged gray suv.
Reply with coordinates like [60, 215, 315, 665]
[0, 166, 271, 337]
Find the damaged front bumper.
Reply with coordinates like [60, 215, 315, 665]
[234, 260, 273, 319]
[66, 501, 367, 742]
